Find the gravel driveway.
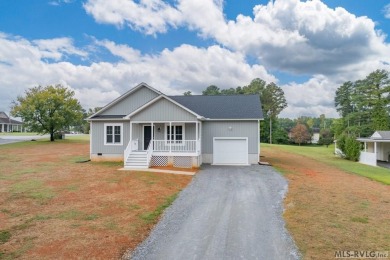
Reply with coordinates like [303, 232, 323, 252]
[128, 165, 300, 260]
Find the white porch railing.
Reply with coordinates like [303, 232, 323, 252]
[152, 140, 198, 153]
[359, 151, 377, 166]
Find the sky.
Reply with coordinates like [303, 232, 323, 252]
[0, 0, 390, 119]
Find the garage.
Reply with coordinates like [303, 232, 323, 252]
[213, 137, 249, 165]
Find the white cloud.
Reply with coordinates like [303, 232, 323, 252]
[94, 39, 141, 62]
[384, 4, 390, 19]
[83, 0, 182, 35]
[33, 38, 88, 60]
[83, 0, 390, 76]
[48, 0, 74, 6]
[0, 33, 275, 114]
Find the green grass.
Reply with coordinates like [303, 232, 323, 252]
[0, 230, 11, 244]
[140, 193, 178, 224]
[10, 179, 56, 202]
[64, 134, 90, 141]
[350, 216, 369, 223]
[263, 143, 390, 185]
[0, 132, 39, 136]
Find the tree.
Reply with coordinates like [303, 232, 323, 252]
[335, 81, 355, 118]
[243, 79, 287, 144]
[290, 123, 311, 146]
[318, 129, 333, 147]
[344, 135, 361, 161]
[201, 79, 288, 144]
[82, 107, 102, 134]
[11, 84, 83, 141]
[202, 85, 220, 95]
[183, 91, 192, 96]
[334, 70, 390, 137]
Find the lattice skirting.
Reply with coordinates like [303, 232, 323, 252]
[151, 156, 168, 167]
[173, 156, 192, 168]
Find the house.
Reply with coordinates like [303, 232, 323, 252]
[87, 83, 263, 168]
[311, 127, 320, 144]
[0, 112, 23, 132]
[357, 131, 390, 166]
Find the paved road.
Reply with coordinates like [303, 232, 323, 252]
[0, 134, 49, 145]
[129, 165, 300, 260]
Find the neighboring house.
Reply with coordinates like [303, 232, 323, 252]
[87, 83, 263, 168]
[357, 131, 390, 166]
[0, 112, 23, 132]
[311, 128, 320, 144]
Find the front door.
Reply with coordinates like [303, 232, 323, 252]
[144, 126, 152, 150]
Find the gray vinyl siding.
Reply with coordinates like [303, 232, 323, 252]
[131, 98, 197, 121]
[101, 87, 158, 116]
[201, 121, 259, 154]
[91, 121, 130, 154]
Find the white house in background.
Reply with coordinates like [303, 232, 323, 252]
[87, 83, 263, 169]
[0, 112, 23, 132]
[357, 131, 390, 167]
[311, 128, 320, 144]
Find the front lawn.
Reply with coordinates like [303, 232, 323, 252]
[263, 144, 390, 259]
[263, 143, 390, 185]
[0, 137, 192, 259]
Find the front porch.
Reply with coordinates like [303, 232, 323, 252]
[357, 138, 390, 167]
[124, 121, 202, 169]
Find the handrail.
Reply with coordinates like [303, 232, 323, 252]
[124, 139, 133, 166]
[146, 141, 153, 167]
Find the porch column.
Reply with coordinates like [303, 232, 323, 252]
[151, 122, 154, 150]
[374, 141, 377, 158]
[195, 121, 199, 153]
[195, 121, 198, 140]
[130, 122, 133, 149]
[169, 122, 172, 153]
[364, 142, 367, 152]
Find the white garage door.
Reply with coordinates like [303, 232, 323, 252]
[213, 137, 248, 165]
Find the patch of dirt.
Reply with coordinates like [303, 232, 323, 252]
[0, 140, 192, 259]
[263, 146, 390, 259]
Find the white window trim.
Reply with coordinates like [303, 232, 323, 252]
[164, 123, 185, 146]
[104, 123, 123, 146]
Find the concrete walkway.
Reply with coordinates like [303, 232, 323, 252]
[128, 165, 300, 260]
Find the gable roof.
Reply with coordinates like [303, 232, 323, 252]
[88, 83, 264, 121]
[0, 112, 23, 124]
[125, 95, 203, 120]
[372, 131, 390, 139]
[87, 83, 161, 120]
[169, 95, 263, 120]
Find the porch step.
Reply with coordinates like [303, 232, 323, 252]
[125, 151, 149, 168]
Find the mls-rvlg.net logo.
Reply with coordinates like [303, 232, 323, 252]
[335, 250, 389, 258]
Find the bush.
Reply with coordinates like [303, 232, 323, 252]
[337, 134, 347, 153]
[344, 135, 361, 161]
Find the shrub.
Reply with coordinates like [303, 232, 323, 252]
[337, 134, 347, 153]
[344, 135, 361, 161]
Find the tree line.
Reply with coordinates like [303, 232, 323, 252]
[334, 69, 390, 137]
[333, 69, 390, 161]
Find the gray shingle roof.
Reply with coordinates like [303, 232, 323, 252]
[374, 131, 390, 139]
[169, 95, 263, 119]
[0, 112, 22, 124]
[91, 115, 126, 119]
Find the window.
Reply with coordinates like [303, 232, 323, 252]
[166, 124, 184, 144]
[104, 123, 122, 145]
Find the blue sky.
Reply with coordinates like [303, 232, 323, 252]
[0, 0, 390, 118]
